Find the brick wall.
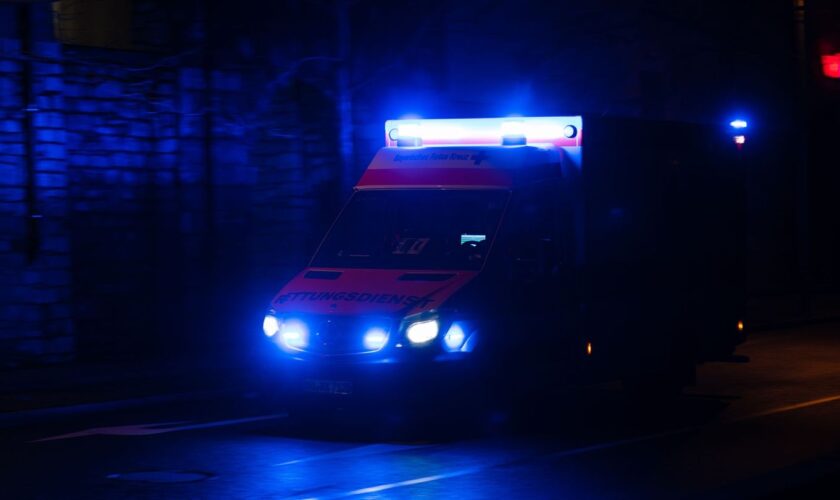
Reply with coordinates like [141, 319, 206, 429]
[0, 39, 73, 366]
[0, 33, 343, 365]
[1, 0, 815, 366]
[63, 56, 183, 358]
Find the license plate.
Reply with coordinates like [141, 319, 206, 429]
[304, 379, 353, 395]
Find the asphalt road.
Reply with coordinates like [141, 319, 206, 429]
[3, 322, 840, 499]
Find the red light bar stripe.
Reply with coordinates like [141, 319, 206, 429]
[356, 168, 513, 188]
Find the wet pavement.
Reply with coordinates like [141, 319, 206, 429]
[3, 322, 840, 499]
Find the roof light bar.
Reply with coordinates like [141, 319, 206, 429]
[501, 120, 527, 146]
[384, 116, 583, 148]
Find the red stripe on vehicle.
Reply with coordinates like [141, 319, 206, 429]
[356, 168, 513, 188]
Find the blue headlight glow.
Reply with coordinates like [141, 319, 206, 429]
[406, 319, 439, 345]
[443, 323, 466, 352]
[279, 319, 308, 350]
[262, 315, 280, 337]
[729, 119, 748, 129]
[363, 327, 389, 351]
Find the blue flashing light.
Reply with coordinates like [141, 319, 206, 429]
[443, 323, 467, 352]
[461, 332, 477, 353]
[501, 120, 527, 146]
[501, 120, 525, 136]
[262, 315, 280, 337]
[384, 116, 583, 148]
[280, 319, 308, 350]
[363, 327, 389, 351]
[394, 123, 424, 147]
[729, 119, 748, 129]
[397, 123, 422, 139]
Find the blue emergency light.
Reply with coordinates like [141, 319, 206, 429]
[385, 116, 583, 148]
[729, 119, 748, 129]
[729, 119, 748, 147]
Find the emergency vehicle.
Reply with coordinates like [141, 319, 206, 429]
[262, 116, 746, 406]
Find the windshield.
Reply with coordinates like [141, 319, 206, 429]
[312, 189, 510, 270]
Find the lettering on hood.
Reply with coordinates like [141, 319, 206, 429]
[276, 291, 434, 308]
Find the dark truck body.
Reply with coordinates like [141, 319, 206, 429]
[263, 116, 746, 405]
[549, 117, 745, 385]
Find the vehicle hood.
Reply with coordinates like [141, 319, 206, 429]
[269, 268, 478, 317]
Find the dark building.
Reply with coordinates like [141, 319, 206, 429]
[0, 0, 836, 366]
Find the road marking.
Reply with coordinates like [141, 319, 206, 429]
[31, 413, 287, 443]
[733, 394, 840, 421]
[275, 443, 429, 466]
[301, 466, 484, 499]
[340, 467, 483, 496]
[313, 393, 840, 498]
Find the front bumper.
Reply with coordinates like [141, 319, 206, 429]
[275, 354, 483, 409]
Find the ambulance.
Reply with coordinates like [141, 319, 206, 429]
[262, 116, 746, 406]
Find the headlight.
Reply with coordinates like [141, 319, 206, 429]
[263, 315, 280, 337]
[406, 319, 439, 345]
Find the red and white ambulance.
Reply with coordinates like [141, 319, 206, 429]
[263, 116, 746, 405]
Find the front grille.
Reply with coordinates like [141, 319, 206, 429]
[303, 316, 395, 356]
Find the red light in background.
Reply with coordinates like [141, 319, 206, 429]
[733, 135, 746, 145]
[822, 53, 840, 79]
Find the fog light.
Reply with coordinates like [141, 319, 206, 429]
[263, 315, 280, 337]
[363, 327, 389, 351]
[406, 319, 439, 345]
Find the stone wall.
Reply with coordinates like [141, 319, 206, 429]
[0, 33, 342, 365]
[0, 39, 73, 365]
